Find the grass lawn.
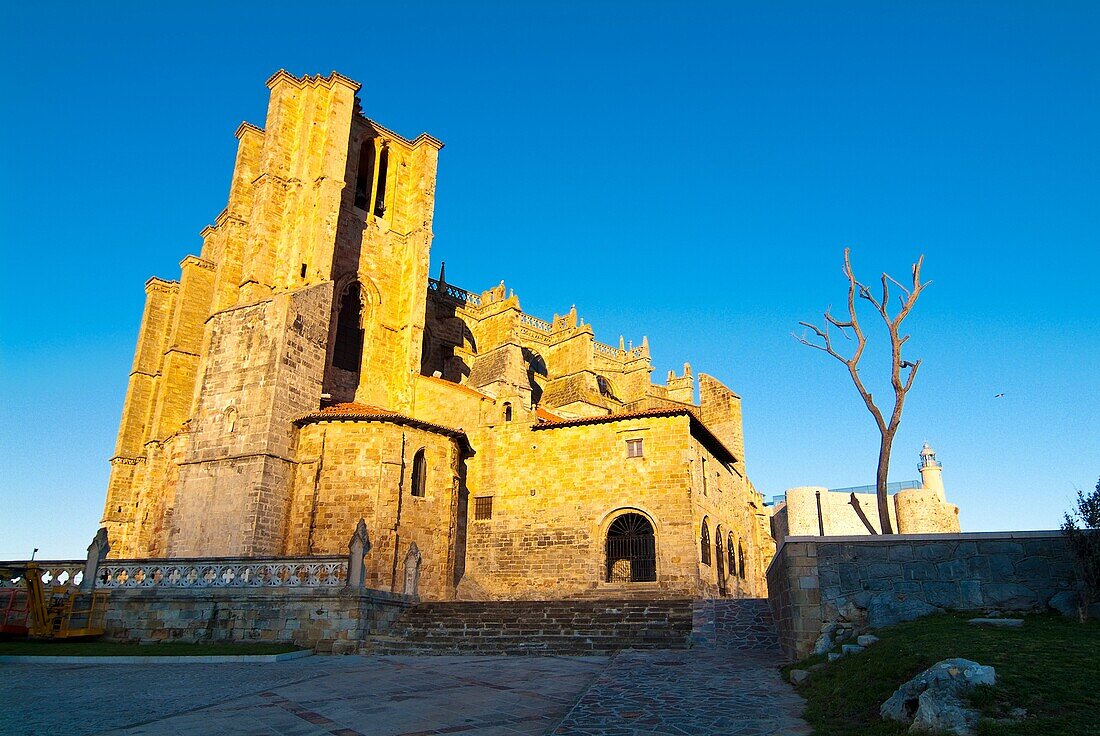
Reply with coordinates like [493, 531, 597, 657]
[784, 612, 1100, 736]
[0, 639, 305, 656]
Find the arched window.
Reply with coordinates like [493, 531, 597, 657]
[353, 139, 375, 210]
[333, 284, 365, 372]
[605, 513, 656, 582]
[727, 533, 736, 571]
[738, 540, 747, 579]
[410, 449, 426, 497]
[373, 145, 389, 217]
[503, 402, 513, 422]
[714, 525, 727, 595]
[700, 518, 711, 566]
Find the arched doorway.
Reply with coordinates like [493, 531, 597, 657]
[605, 513, 656, 583]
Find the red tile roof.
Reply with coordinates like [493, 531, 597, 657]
[535, 406, 563, 423]
[531, 407, 737, 463]
[532, 407, 698, 428]
[295, 403, 472, 452]
[418, 374, 492, 399]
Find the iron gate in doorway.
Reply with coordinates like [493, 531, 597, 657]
[605, 513, 657, 582]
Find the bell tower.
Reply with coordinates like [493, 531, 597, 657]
[103, 70, 444, 557]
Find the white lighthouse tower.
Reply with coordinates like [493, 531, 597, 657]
[918, 443, 945, 501]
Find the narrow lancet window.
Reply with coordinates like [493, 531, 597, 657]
[353, 139, 376, 210]
[700, 518, 711, 566]
[373, 146, 389, 217]
[411, 449, 426, 497]
[503, 403, 513, 422]
[333, 285, 364, 372]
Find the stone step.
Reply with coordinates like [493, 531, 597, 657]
[368, 634, 689, 656]
[370, 598, 696, 655]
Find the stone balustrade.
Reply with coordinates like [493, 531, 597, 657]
[428, 278, 481, 306]
[0, 561, 85, 589]
[1, 557, 348, 590]
[98, 557, 347, 589]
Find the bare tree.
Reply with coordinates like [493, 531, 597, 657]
[795, 248, 930, 534]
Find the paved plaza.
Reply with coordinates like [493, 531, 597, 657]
[1, 649, 808, 736]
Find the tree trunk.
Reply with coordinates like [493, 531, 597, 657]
[876, 431, 895, 534]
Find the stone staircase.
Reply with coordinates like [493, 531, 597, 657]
[691, 598, 782, 653]
[368, 599, 694, 655]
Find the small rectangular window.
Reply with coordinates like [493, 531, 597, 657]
[626, 438, 644, 458]
[474, 496, 493, 520]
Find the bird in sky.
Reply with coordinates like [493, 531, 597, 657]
[994, 393, 1005, 398]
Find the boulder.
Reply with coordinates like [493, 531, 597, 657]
[789, 669, 810, 684]
[1047, 591, 1080, 619]
[857, 634, 880, 647]
[812, 632, 833, 656]
[827, 652, 842, 662]
[841, 644, 865, 655]
[867, 592, 943, 629]
[968, 618, 1023, 628]
[881, 658, 996, 736]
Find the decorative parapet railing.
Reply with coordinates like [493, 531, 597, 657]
[1, 557, 348, 591]
[428, 278, 481, 307]
[0, 561, 84, 590]
[594, 342, 648, 359]
[518, 312, 553, 332]
[593, 341, 618, 356]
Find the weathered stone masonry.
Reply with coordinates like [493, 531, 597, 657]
[767, 531, 1080, 658]
[101, 69, 773, 602]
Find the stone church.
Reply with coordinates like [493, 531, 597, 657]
[101, 70, 773, 601]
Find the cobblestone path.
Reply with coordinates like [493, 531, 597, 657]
[550, 600, 808, 736]
[1, 600, 809, 735]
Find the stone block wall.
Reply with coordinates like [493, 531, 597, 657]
[102, 588, 412, 653]
[169, 282, 333, 557]
[767, 531, 1080, 659]
[457, 413, 769, 600]
[285, 420, 464, 599]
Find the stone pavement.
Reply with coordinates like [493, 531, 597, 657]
[0, 601, 809, 735]
[550, 650, 809, 736]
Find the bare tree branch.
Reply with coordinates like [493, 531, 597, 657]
[793, 247, 931, 534]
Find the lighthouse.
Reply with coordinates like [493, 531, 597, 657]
[918, 443, 945, 501]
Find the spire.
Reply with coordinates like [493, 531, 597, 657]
[438, 261, 446, 285]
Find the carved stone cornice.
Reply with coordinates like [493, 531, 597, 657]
[265, 69, 361, 93]
[234, 121, 264, 139]
[145, 277, 179, 294]
[180, 255, 216, 272]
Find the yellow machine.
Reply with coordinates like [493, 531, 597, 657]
[0, 562, 107, 639]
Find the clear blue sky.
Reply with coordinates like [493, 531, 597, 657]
[1, 2, 1097, 559]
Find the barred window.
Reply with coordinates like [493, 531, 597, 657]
[474, 496, 493, 520]
[626, 438, 644, 458]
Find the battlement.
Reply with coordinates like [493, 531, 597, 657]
[426, 276, 650, 367]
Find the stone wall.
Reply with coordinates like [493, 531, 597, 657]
[771, 485, 959, 543]
[455, 413, 769, 600]
[767, 531, 1080, 659]
[169, 282, 333, 557]
[102, 587, 412, 653]
[285, 419, 465, 599]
